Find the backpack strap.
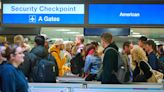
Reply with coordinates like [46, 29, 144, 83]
[48, 51, 59, 76]
[104, 47, 118, 54]
[142, 61, 153, 71]
[104, 47, 120, 72]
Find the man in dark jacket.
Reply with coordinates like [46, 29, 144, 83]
[101, 32, 119, 84]
[31, 35, 48, 58]
[30, 35, 48, 81]
[145, 40, 158, 70]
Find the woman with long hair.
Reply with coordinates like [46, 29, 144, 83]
[131, 45, 153, 82]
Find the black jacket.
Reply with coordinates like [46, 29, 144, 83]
[30, 45, 48, 68]
[101, 42, 119, 84]
[31, 45, 48, 59]
[20, 45, 48, 81]
[133, 61, 152, 82]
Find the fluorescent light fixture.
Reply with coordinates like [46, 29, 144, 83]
[130, 34, 142, 38]
[154, 41, 159, 43]
[55, 29, 71, 32]
[49, 38, 63, 41]
[65, 32, 80, 34]
[133, 32, 140, 35]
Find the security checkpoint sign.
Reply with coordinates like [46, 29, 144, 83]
[3, 4, 84, 24]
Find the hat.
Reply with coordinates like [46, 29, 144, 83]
[54, 39, 64, 45]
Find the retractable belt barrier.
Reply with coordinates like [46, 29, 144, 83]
[29, 77, 164, 92]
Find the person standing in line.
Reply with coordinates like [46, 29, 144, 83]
[0, 45, 28, 92]
[49, 39, 70, 76]
[122, 41, 133, 82]
[145, 40, 158, 70]
[100, 32, 119, 84]
[157, 44, 164, 60]
[14, 35, 31, 52]
[131, 46, 154, 82]
[75, 35, 85, 53]
[63, 41, 73, 67]
[0, 45, 7, 65]
[84, 44, 101, 81]
[138, 36, 147, 50]
[0, 45, 8, 91]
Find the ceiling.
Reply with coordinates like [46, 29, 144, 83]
[131, 28, 164, 39]
[41, 27, 164, 46]
[41, 27, 83, 41]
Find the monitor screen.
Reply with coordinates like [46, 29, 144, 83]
[89, 4, 164, 25]
[0, 27, 40, 35]
[84, 28, 130, 36]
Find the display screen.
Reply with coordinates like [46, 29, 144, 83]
[84, 28, 130, 36]
[3, 4, 84, 24]
[89, 4, 164, 25]
[0, 27, 40, 35]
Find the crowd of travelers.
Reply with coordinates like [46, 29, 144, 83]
[0, 33, 164, 92]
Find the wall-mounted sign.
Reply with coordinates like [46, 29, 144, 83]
[89, 4, 164, 25]
[3, 4, 84, 24]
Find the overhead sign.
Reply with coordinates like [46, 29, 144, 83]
[89, 4, 164, 25]
[84, 28, 130, 36]
[2, 0, 84, 3]
[3, 4, 84, 24]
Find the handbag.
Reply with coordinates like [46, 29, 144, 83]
[144, 62, 164, 83]
[147, 70, 163, 83]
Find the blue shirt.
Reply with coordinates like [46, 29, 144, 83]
[84, 55, 101, 74]
[148, 51, 158, 70]
[0, 63, 28, 92]
[0, 61, 7, 91]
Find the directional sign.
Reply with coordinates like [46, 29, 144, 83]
[3, 4, 84, 24]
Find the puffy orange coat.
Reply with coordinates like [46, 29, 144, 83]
[49, 45, 70, 76]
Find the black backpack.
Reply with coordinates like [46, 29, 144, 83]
[70, 53, 84, 74]
[19, 51, 37, 81]
[47, 53, 59, 76]
[32, 55, 56, 83]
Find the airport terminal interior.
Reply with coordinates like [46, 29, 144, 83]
[0, 0, 164, 92]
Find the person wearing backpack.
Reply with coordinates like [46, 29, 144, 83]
[30, 35, 49, 82]
[49, 39, 70, 77]
[31, 35, 48, 60]
[100, 32, 119, 84]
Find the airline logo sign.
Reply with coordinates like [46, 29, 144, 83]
[89, 4, 164, 24]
